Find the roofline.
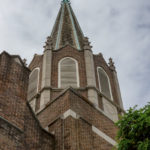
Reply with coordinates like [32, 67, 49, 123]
[0, 51, 30, 71]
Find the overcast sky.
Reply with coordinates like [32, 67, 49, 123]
[0, 0, 149, 110]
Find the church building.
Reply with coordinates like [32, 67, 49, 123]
[0, 0, 124, 149]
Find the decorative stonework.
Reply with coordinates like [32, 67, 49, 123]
[0, 1, 124, 150]
[44, 36, 53, 51]
[83, 37, 92, 51]
[108, 57, 116, 71]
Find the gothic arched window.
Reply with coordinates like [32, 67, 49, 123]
[27, 68, 40, 100]
[97, 67, 112, 100]
[58, 57, 79, 88]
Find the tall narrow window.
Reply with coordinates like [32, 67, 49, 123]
[58, 57, 79, 88]
[97, 67, 112, 100]
[27, 68, 40, 100]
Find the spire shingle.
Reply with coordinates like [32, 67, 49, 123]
[50, 1, 84, 50]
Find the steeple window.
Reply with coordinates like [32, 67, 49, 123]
[27, 68, 40, 100]
[58, 57, 79, 88]
[97, 67, 112, 100]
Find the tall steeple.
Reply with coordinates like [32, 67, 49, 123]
[51, 0, 84, 50]
[0, 0, 125, 149]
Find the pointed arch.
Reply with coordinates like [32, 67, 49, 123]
[97, 67, 113, 100]
[58, 57, 80, 88]
[27, 67, 40, 100]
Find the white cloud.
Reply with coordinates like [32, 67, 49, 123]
[0, 0, 149, 110]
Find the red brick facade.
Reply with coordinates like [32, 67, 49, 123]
[27, 45, 124, 150]
[51, 46, 87, 88]
[29, 45, 123, 111]
[0, 49, 122, 150]
[36, 88, 118, 149]
[0, 52, 54, 150]
[0, 1, 124, 150]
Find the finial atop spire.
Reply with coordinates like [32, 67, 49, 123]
[62, 0, 70, 3]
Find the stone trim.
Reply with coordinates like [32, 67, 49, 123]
[61, 109, 80, 119]
[29, 67, 40, 92]
[28, 67, 40, 101]
[92, 126, 117, 146]
[53, 45, 84, 52]
[36, 88, 123, 123]
[113, 71, 124, 109]
[94, 105, 116, 123]
[47, 109, 117, 146]
[0, 116, 23, 133]
[34, 86, 125, 115]
[58, 57, 80, 88]
[26, 102, 55, 138]
[97, 67, 113, 100]
[84, 50, 98, 105]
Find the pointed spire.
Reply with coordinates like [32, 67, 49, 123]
[50, 0, 84, 50]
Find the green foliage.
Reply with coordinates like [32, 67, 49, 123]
[115, 103, 150, 150]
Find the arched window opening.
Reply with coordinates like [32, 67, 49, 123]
[58, 57, 79, 88]
[97, 67, 112, 100]
[27, 68, 40, 100]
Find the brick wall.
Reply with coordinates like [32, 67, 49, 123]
[28, 46, 122, 111]
[37, 91, 70, 127]
[0, 118, 24, 150]
[0, 52, 29, 129]
[28, 46, 88, 103]
[69, 90, 118, 139]
[51, 46, 87, 88]
[38, 89, 118, 138]
[48, 115, 115, 150]
[0, 52, 55, 150]
[27, 45, 123, 150]
[23, 104, 55, 150]
[37, 88, 117, 150]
